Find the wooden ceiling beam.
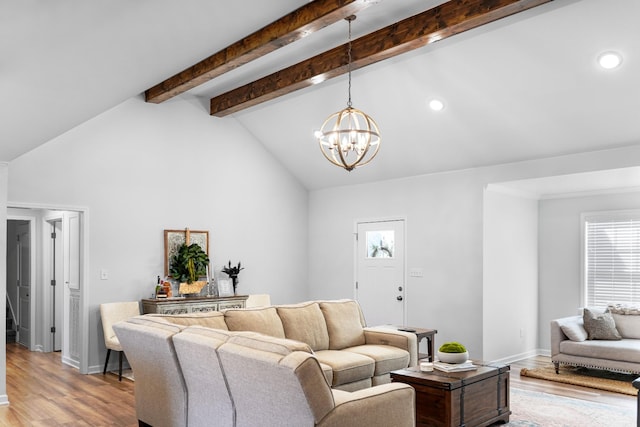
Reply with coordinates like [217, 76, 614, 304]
[210, 0, 552, 117]
[145, 0, 373, 104]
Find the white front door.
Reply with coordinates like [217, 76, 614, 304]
[355, 219, 405, 327]
[16, 223, 31, 348]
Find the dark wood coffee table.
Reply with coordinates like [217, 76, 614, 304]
[391, 362, 510, 427]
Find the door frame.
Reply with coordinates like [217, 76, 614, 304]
[43, 214, 64, 353]
[353, 216, 408, 326]
[7, 215, 36, 351]
[7, 202, 89, 374]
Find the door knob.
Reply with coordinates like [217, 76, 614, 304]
[398, 286, 403, 291]
[397, 295, 403, 301]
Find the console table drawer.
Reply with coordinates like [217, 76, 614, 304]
[141, 295, 248, 314]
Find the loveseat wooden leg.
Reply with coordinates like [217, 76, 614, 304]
[553, 361, 559, 374]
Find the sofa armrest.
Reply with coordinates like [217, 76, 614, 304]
[550, 316, 580, 357]
[320, 383, 415, 427]
[363, 328, 418, 367]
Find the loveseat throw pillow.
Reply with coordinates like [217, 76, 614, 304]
[583, 308, 621, 340]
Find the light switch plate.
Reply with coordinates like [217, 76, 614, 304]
[409, 268, 424, 277]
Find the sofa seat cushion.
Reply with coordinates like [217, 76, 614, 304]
[319, 300, 366, 350]
[343, 345, 410, 376]
[559, 338, 640, 363]
[277, 302, 330, 351]
[147, 311, 228, 330]
[224, 306, 286, 338]
[314, 350, 374, 387]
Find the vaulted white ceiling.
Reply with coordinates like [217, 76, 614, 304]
[3, 0, 639, 191]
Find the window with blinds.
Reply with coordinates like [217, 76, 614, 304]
[584, 212, 640, 308]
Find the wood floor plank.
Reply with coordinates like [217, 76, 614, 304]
[0, 343, 635, 425]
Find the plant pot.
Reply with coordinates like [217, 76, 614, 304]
[437, 350, 469, 364]
[178, 280, 206, 296]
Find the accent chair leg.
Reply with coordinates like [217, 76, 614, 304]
[103, 349, 111, 375]
[118, 351, 123, 381]
[553, 361, 560, 374]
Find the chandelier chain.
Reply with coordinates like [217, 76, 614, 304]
[347, 17, 352, 108]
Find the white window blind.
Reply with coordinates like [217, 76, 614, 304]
[585, 213, 640, 308]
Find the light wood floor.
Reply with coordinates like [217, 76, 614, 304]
[0, 343, 137, 426]
[0, 344, 635, 425]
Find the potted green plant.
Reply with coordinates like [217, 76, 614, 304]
[437, 342, 469, 364]
[169, 243, 210, 295]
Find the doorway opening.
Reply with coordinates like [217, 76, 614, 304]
[6, 206, 87, 373]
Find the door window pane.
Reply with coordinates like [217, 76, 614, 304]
[366, 230, 394, 258]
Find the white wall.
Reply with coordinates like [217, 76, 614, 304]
[538, 190, 640, 350]
[309, 144, 640, 360]
[483, 188, 538, 361]
[0, 163, 8, 404]
[7, 96, 308, 373]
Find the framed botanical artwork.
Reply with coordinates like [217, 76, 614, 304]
[164, 229, 209, 277]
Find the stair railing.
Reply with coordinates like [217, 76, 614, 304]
[6, 295, 17, 331]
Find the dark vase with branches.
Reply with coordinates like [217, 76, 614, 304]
[222, 261, 244, 294]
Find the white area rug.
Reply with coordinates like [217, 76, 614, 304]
[502, 387, 635, 427]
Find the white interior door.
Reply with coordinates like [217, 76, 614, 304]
[63, 211, 81, 364]
[16, 223, 31, 348]
[356, 219, 405, 327]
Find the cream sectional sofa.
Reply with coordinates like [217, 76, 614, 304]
[114, 299, 417, 427]
[550, 303, 640, 374]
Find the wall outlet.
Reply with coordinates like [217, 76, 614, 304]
[100, 269, 109, 280]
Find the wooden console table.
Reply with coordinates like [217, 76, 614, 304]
[141, 295, 248, 314]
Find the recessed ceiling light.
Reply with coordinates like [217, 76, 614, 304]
[598, 51, 623, 69]
[428, 99, 445, 111]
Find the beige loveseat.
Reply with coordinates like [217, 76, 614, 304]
[114, 299, 417, 427]
[550, 303, 640, 374]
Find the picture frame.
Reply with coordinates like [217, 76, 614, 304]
[217, 278, 234, 297]
[164, 229, 209, 277]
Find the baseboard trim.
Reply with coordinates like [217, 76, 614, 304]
[0, 394, 10, 406]
[491, 348, 548, 365]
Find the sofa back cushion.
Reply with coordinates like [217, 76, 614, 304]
[218, 342, 333, 426]
[147, 311, 228, 330]
[607, 303, 640, 339]
[224, 306, 286, 338]
[112, 318, 188, 427]
[277, 302, 330, 351]
[319, 300, 366, 350]
[227, 332, 313, 355]
[172, 327, 234, 427]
